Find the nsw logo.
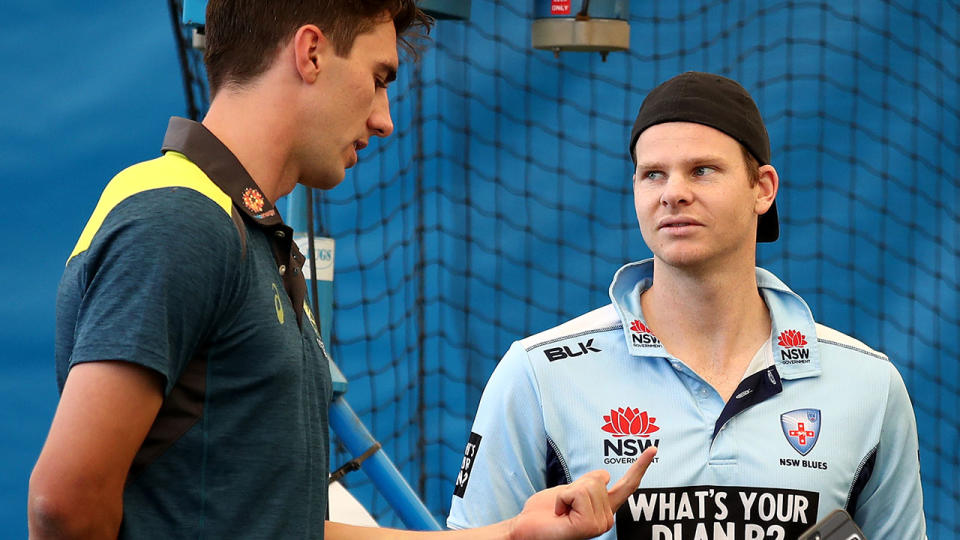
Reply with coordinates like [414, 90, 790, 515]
[602, 407, 660, 464]
[777, 329, 810, 363]
[781, 409, 821, 456]
[629, 320, 660, 347]
[602, 407, 659, 437]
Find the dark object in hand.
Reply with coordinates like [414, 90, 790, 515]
[798, 509, 866, 540]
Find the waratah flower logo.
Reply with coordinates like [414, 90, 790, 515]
[601, 407, 659, 438]
[777, 329, 807, 348]
[630, 320, 653, 334]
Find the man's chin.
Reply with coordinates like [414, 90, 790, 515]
[300, 170, 346, 191]
[655, 248, 712, 271]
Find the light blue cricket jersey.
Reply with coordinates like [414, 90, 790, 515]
[448, 259, 925, 539]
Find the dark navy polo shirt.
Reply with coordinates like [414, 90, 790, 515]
[56, 117, 332, 538]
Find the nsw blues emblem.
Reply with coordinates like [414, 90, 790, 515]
[781, 408, 821, 455]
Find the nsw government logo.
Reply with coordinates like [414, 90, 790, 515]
[777, 329, 810, 363]
[602, 407, 660, 464]
[629, 320, 660, 347]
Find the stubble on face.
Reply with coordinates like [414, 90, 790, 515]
[297, 18, 399, 191]
[632, 122, 762, 272]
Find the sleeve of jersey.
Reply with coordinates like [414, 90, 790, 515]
[447, 341, 547, 530]
[852, 362, 927, 539]
[66, 188, 243, 395]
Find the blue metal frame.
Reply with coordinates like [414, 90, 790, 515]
[329, 397, 442, 530]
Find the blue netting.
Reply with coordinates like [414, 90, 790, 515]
[176, 1, 959, 536]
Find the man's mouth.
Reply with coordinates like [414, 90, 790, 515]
[347, 141, 368, 168]
[658, 217, 703, 230]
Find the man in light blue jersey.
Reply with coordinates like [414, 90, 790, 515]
[448, 72, 926, 539]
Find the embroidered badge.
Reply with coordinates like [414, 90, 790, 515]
[781, 408, 821, 455]
[242, 187, 266, 214]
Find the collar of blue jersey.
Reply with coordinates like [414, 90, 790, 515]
[608, 259, 821, 380]
[160, 116, 283, 226]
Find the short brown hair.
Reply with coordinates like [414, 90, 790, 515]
[204, 0, 432, 97]
[740, 143, 760, 186]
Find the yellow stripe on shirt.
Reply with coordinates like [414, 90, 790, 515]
[68, 151, 233, 264]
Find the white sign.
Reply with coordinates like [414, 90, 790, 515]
[293, 234, 335, 282]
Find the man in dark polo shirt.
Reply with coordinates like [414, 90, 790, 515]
[27, 1, 656, 539]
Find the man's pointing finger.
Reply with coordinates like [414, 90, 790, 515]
[607, 446, 657, 510]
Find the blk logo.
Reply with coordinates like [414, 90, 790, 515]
[778, 329, 810, 362]
[544, 339, 601, 361]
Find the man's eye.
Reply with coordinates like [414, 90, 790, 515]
[693, 166, 715, 176]
[642, 171, 664, 180]
[375, 78, 387, 89]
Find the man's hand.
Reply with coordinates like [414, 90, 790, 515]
[508, 446, 657, 540]
[327, 446, 656, 540]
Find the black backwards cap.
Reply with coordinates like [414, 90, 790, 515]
[628, 71, 779, 243]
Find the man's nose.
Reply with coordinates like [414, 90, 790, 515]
[369, 91, 394, 138]
[660, 175, 693, 207]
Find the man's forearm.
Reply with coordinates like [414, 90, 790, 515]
[326, 520, 514, 540]
[325, 447, 656, 540]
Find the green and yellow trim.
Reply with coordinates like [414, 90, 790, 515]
[68, 152, 233, 264]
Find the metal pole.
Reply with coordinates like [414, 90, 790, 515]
[328, 397, 442, 530]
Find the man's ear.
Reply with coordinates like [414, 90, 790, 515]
[292, 24, 331, 84]
[755, 164, 779, 216]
